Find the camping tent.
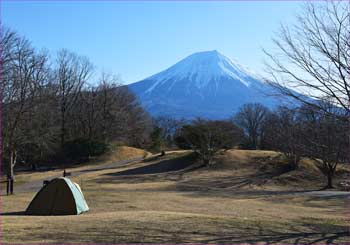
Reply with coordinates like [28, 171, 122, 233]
[26, 177, 89, 215]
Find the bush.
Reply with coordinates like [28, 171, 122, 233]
[174, 134, 191, 149]
[149, 126, 164, 153]
[63, 138, 109, 163]
[175, 119, 243, 166]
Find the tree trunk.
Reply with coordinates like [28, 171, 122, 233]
[61, 112, 65, 148]
[7, 149, 16, 195]
[326, 172, 334, 189]
[250, 135, 257, 150]
[203, 158, 210, 166]
[292, 154, 299, 169]
[8, 149, 16, 180]
[287, 153, 299, 170]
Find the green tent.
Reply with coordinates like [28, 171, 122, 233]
[26, 177, 89, 215]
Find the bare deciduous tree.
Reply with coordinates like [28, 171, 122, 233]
[55, 49, 93, 147]
[178, 119, 243, 166]
[264, 2, 350, 115]
[233, 103, 270, 150]
[67, 73, 151, 148]
[299, 100, 349, 188]
[1, 27, 50, 192]
[264, 107, 304, 169]
[153, 116, 186, 148]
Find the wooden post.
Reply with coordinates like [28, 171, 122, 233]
[6, 179, 10, 195]
[10, 179, 14, 194]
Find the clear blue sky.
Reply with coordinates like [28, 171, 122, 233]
[1, 1, 301, 84]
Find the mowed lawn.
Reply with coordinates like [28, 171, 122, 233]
[1, 150, 349, 244]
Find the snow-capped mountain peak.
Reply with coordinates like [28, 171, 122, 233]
[144, 50, 260, 93]
[128, 51, 279, 119]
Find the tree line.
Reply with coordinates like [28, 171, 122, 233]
[235, 102, 348, 188]
[151, 101, 348, 189]
[1, 26, 151, 190]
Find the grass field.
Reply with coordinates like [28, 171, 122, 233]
[0, 146, 149, 189]
[1, 150, 349, 244]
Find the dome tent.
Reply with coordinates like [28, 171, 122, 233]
[26, 177, 89, 215]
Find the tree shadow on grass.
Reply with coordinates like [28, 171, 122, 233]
[200, 221, 350, 245]
[202, 231, 349, 244]
[104, 153, 198, 177]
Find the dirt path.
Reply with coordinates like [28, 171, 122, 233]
[15, 157, 145, 193]
[298, 190, 350, 198]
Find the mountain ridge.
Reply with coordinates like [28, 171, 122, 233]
[128, 50, 283, 119]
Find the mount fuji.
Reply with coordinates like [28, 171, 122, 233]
[128, 50, 284, 119]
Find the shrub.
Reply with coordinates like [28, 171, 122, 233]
[63, 138, 109, 163]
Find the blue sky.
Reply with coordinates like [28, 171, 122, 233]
[1, 1, 301, 84]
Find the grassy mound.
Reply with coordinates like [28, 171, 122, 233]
[176, 149, 350, 192]
[104, 146, 150, 163]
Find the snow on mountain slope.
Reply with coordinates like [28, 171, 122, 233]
[145, 50, 260, 92]
[128, 50, 285, 119]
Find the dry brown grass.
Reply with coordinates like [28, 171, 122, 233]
[100, 145, 150, 163]
[1, 150, 349, 244]
[0, 146, 150, 190]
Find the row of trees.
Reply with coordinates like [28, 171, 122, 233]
[234, 102, 348, 188]
[1, 26, 151, 189]
[158, 101, 347, 189]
